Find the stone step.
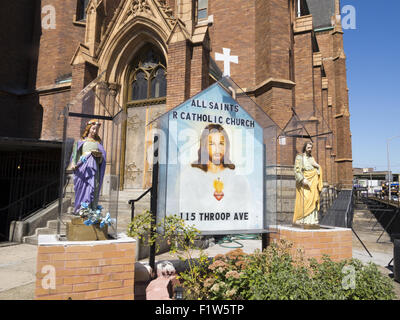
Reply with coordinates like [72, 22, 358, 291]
[46, 220, 70, 231]
[22, 215, 73, 244]
[22, 190, 151, 245]
[36, 226, 66, 235]
[23, 235, 39, 245]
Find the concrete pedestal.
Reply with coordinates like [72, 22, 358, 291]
[267, 225, 352, 262]
[35, 233, 136, 300]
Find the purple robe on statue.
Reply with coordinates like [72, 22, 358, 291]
[72, 140, 106, 214]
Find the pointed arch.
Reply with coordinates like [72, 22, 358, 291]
[99, 19, 169, 88]
[96, 19, 169, 190]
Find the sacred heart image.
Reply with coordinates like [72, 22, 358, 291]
[213, 178, 224, 201]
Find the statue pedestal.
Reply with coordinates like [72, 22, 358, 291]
[35, 234, 136, 300]
[66, 217, 108, 241]
[267, 225, 352, 262]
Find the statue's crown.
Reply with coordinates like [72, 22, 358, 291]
[87, 121, 101, 126]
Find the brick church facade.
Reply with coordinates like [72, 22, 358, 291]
[1, 0, 353, 207]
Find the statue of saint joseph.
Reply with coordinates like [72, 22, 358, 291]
[293, 141, 323, 227]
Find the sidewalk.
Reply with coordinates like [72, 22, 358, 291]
[0, 243, 37, 300]
[0, 209, 399, 300]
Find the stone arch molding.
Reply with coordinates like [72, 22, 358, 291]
[95, 0, 179, 81]
[72, 0, 190, 88]
[96, 0, 180, 75]
[100, 19, 169, 87]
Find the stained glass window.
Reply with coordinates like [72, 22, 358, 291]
[132, 71, 148, 101]
[129, 45, 167, 102]
[151, 68, 167, 98]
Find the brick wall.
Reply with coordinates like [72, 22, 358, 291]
[209, 0, 256, 88]
[190, 44, 210, 97]
[36, 0, 87, 140]
[166, 40, 192, 110]
[42, 61, 99, 142]
[39, 88, 70, 141]
[294, 31, 314, 119]
[257, 0, 292, 81]
[255, 86, 294, 166]
[315, 27, 353, 188]
[332, 32, 353, 188]
[36, 0, 85, 88]
[294, 15, 313, 33]
[267, 226, 352, 262]
[35, 238, 136, 300]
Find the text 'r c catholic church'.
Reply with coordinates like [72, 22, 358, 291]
[0, 0, 353, 224]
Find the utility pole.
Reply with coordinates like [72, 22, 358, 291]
[388, 139, 392, 201]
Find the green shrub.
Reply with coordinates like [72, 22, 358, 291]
[178, 240, 396, 300]
[128, 214, 396, 300]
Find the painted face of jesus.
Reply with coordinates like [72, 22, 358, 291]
[208, 131, 225, 165]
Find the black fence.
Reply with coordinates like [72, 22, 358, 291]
[0, 145, 61, 241]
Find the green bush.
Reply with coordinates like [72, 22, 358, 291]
[178, 240, 396, 300]
[128, 214, 396, 300]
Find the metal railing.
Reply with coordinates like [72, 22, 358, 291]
[128, 187, 152, 221]
[320, 188, 353, 228]
[0, 179, 59, 240]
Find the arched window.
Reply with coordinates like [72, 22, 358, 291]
[151, 68, 167, 98]
[128, 45, 167, 105]
[132, 71, 148, 100]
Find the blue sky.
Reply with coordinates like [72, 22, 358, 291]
[341, 0, 400, 171]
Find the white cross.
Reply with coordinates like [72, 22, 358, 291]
[215, 48, 238, 77]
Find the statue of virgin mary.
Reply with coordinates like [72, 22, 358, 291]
[70, 119, 106, 214]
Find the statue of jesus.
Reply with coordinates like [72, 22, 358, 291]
[293, 141, 323, 227]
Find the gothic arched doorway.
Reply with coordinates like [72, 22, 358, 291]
[123, 44, 167, 190]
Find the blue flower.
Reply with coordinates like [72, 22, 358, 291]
[100, 212, 114, 228]
[80, 202, 89, 209]
[79, 155, 87, 163]
[84, 219, 94, 226]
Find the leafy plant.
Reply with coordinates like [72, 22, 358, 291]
[177, 239, 396, 300]
[127, 211, 204, 297]
[128, 216, 396, 300]
[127, 210, 158, 248]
